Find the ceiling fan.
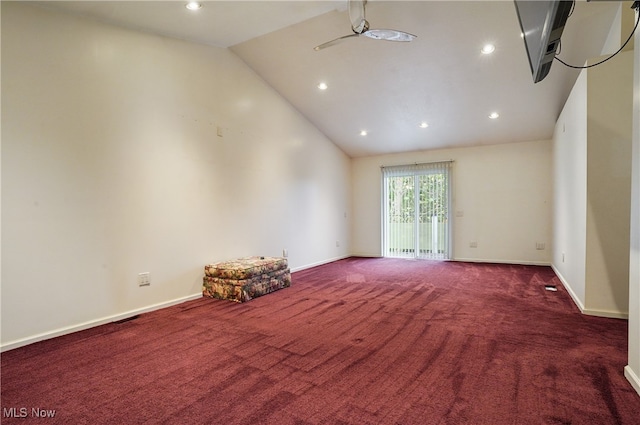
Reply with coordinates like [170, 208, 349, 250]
[313, 0, 417, 51]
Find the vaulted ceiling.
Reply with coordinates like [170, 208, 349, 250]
[39, 1, 622, 157]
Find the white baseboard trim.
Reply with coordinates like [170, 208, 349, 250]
[625, 365, 640, 397]
[452, 257, 551, 266]
[581, 309, 629, 319]
[552, 264, 586, 312]
[349, 252, 383, 258]
[1, 293, 203, 352]
[291, 255, 351, 273]
[551, 265, 628, 319]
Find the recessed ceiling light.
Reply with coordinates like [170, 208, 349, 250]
[419, 122, 429, 128]
[489, 112, 500, 119]
[360, 130, 368, 136]
[186, 2, 202, 11]
[481, 44, 495, 54]
[317, 82, 328, 90]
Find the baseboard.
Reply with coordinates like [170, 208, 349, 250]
[349, 252, 383, 258]
[581, 309, 629, 319]
[551, 265, 628, 319]
[0, 293, 203, 352]
[552, 264, 586, 313]
[452, 257, 551, 267]
[624, 365, 640, 397]
[291, 255, 351, 273]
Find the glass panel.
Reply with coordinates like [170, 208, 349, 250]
[386, 175, 414, 258]
[417, 173, 448, 259]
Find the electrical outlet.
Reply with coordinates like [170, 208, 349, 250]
[536, 242, 545, 250]
[283, 249, 288, 258]
[469, 241, 477, 248]
[138, 272, 150, 287]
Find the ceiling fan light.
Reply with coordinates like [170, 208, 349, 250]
[489, 112, 499, 119]
[360, 130, 368, 136]
[420, 122, 429, 128]
[185, 2, 202, 11]
[317, 82, 328, 90]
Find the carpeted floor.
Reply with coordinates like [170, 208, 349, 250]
[2, 257, 639, 424]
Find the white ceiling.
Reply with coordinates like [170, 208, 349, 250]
[38, 0, 622, 157]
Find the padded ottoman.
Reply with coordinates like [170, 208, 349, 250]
[203, 256, 291, 302]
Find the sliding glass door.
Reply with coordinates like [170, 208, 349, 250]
[382, 162, 452, 260]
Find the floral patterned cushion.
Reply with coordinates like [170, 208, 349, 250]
[204, 256, 288, 280]
[202, 268, 291, 303]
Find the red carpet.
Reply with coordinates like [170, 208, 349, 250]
[2, 257, 639, 424]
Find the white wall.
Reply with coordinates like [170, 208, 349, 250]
[601, 3, 623, 55]
[352, 140, 552, 264]
[1, 3, 351, 349]
[553, 70, 588, 309]
[553, 50, 633, 318]
[625, 5, 640, 397]
[601, 2, 635, 56]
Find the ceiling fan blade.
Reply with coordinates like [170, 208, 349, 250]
[363, 29, 417, 42]
[313, 33, 360, 51]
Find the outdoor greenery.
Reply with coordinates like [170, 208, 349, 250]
[387, 173, 449, 223]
